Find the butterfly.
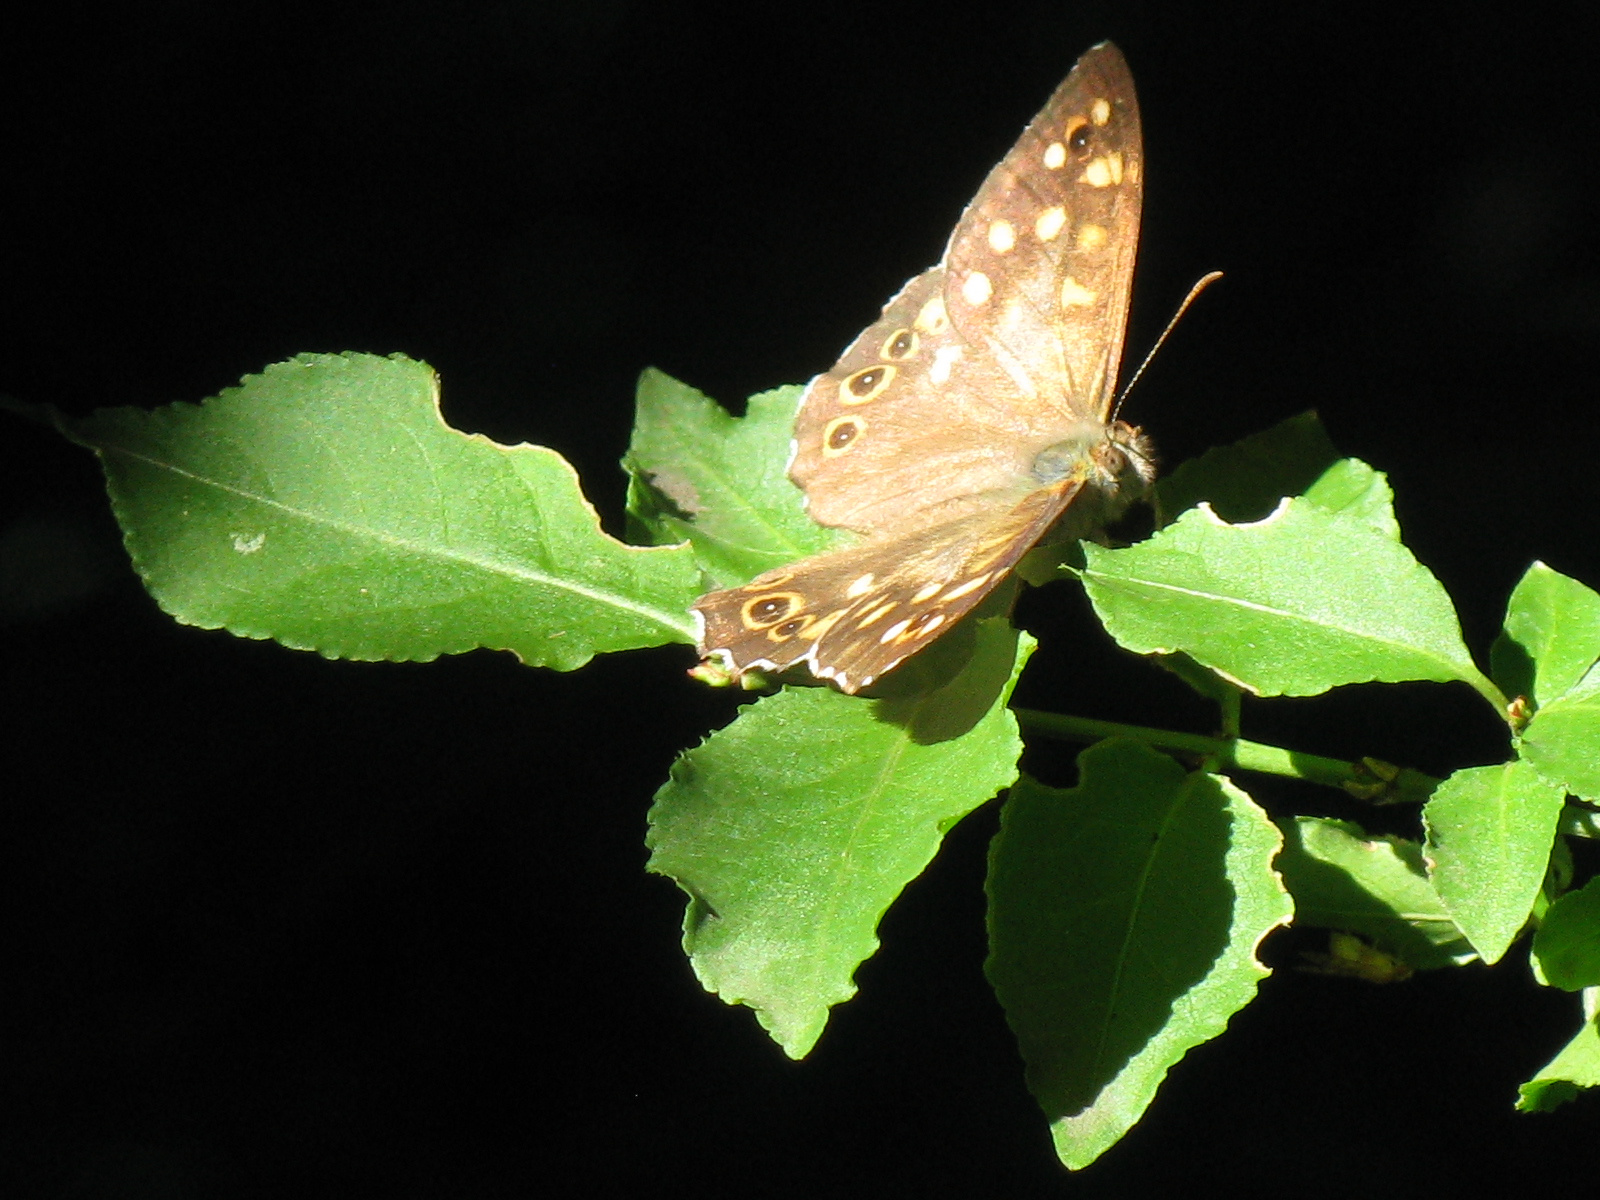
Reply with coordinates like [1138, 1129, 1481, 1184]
[693, 42, 1155, 694]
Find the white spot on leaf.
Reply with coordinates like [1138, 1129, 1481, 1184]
[230, 532, 266, 554]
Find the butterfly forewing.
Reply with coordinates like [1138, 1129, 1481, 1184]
[943, 43, 1141, 430]
[790, 42, 1142, 533]
[694, 42, 1150, 691]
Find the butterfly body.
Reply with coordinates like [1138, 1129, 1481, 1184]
[693, 42, 1152, 693]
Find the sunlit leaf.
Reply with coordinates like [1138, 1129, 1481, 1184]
[66, 353, 698, 666]
[1082, 497, 1490, 700]
[1517, 991, 1600, 1112]
[647, 619, 1031, 1058]
[1492, 561, 1600, 709]
[1423, 761, 1565, 963]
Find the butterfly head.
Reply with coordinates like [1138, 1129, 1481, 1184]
[1030, 418, 1155, 530]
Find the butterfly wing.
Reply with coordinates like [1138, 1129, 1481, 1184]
[693, 478, 1085, 693]
[789, 41, 1143, 536]
[695, 43, 1149, 690]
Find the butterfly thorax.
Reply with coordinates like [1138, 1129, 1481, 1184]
[1031, 418, 1155, 525]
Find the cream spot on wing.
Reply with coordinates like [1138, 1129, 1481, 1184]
[854, 601, 897, 629]
[961, 270, 992, 307]
[846, 573, 876, 599]
[879, 618, 913, 644]
[803, 609, 849, 639]
[1082, 157, 1112, 188]
[1076, 223, 1107, 251]
[1034, 205, 1067, 242]
[1043, 141, 1066, 170]
[939, 573, 992, 602]
[1059, 276, 1098, 308]
[1107, 152, 1124, 183]
[930, 344, 963, 385]
[915, 295, 949, 334]
[1091, 97, 1111, 126]
[987, 219, 1016, 253]
[911, 582, 943, 604]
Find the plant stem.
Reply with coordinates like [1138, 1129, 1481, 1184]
[1011, 707, 1440, 803]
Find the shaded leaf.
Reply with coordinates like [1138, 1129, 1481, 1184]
[1534, 878, 1600, 990]
[623, 369, 849, 589]
[1153, 411, 1342, 524]
[985, 743, 1291, 1170]
[1276, 817, 1476, 970]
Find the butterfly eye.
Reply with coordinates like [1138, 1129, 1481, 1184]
[741, 592, 803, 628]
[839, 365, 895, 404]
[822, 415, 864, 456]
[1065, 116, 1092, 156]
[881, 329, 917, 360]
[768, 615, 813, 641]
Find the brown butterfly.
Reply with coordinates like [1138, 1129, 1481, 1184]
[693, 42, 1155, 694]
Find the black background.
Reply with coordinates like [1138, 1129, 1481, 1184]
[5, 1, 1600, 1194]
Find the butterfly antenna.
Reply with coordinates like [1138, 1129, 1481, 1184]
[1113, 270, 1223, 420]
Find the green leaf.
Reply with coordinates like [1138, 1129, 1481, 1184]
[1423, 761, 1565, 963]
[622, 368, 850, 589]
[1081, 496, 1495, 702]
[1521, 666, 1600, 801]
[65, 353, 699, 666]
[985, 743, 1292, 1170]
[645, 618, 1031, 1059]
[1299, 457, 1401, 540]
[1491, 562, 1600, 708]
[1517, 992, 1600, 1112]
[1276, 817, 1476, 970]
[1533, 878, 1600, 990]
[1153, 411, 1342, 524]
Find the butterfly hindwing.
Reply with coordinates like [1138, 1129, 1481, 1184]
[693, 479, 1085, 693]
